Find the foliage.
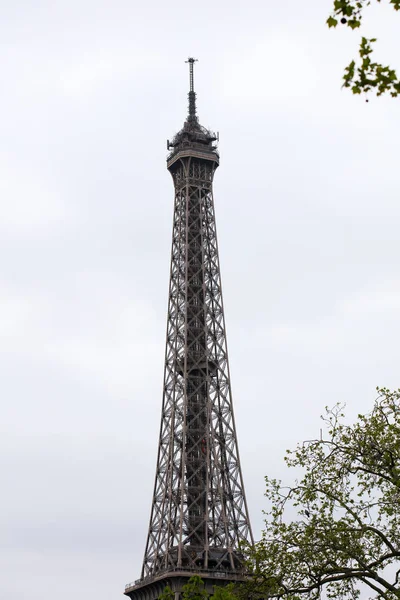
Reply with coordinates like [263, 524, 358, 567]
[327, 0, 400, 96]
[158, 576, 239, 600]
[210, 585, 239, 600]
[159, 585, 175, 600]
[343, 38, 400, 96]
[182, 576, 209, 600]
[244, 388, 400, 600]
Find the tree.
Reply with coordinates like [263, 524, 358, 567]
[327, 1, 400, 97]
[159, 586, 175, 600]
[182, 576, 210, 600]
[210, 586, 239, 600]
[158, 576, 238, 600]
[243, 388, 400, 600]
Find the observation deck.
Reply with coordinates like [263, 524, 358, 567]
[167, 121, 219, 171]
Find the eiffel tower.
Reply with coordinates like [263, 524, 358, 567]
[124, 59, 253, 600]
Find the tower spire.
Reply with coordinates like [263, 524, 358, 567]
[186, 57, 198, 121]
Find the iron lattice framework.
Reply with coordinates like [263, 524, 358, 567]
[125, 59, 253, 600]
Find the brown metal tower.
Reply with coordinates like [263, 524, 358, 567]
[124, 59, 253, 600]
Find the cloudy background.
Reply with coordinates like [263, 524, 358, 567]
[1, 0, 400, 598]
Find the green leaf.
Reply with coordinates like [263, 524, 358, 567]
[348, 18, 361, 28]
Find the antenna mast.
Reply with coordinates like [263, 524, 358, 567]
[185, 57, 198, 121]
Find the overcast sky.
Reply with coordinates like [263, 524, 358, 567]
[1, 1, 400, 598]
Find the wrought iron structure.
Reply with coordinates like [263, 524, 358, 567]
[125, 59, 253, 600]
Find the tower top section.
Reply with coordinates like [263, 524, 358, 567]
[167, 58, 219, 171]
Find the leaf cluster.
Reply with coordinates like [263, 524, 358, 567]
[328, 0, 400, 29]
[158, 576, 239, 600]
[327, 0, 400, 96]
[244, 388, 400, 600]
[343, 38, 400, 96]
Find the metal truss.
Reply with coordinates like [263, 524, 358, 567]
[141, 141, 253, 580]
